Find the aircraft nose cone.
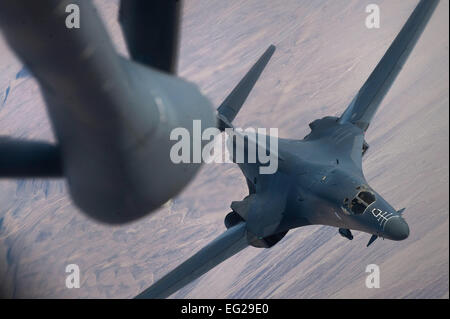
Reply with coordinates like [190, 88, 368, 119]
[384, 217, 410, 240]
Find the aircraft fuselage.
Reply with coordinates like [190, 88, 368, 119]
[236, 116, 409, 244]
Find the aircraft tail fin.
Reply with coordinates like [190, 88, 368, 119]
[135, 222, 248, 299]
[218, 45, 276, 130]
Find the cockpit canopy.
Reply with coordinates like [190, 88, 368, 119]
[343, 186, 376, 215]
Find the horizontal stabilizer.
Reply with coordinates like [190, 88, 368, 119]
[218, 45, 275, 130]
[136, 222, 248, 298]
[0, 137, 62, 178]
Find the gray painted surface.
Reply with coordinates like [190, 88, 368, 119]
[0, 0, 447, 299]
[0, 1, 216, 224]
[137, 0, 441, 298]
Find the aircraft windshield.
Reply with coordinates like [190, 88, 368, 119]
[349, 189, 376, 215]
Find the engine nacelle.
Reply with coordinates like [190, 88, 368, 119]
[224, 211, 245, 229]
[247, 230, 289, 248]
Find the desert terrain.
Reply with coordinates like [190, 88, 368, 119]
[0, 0, 448, 298]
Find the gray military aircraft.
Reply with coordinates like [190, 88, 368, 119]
[137, 0, 439, 298]
[0, 0, 215, 224]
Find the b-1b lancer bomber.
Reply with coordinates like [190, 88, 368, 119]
[137, 0, 440, 298]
